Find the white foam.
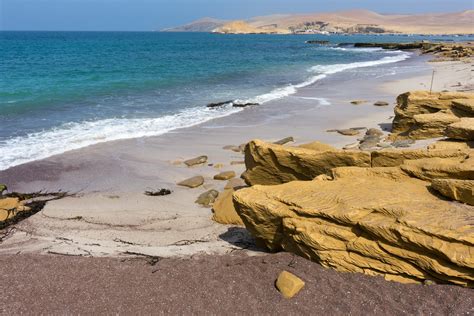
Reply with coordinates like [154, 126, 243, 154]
[0, 49, 411, 171]
[299, 97, 331, 106]
[0, 105, 242, 170]
[310, 52, 411, 75]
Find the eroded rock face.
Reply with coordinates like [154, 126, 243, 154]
[407, 111, 460, 139]
[432, 179, 474, 205]
[371, 148, 469, 167]
[392, 91, 474, 137]
[242, 140, 371, 186]
[233, 166, 474, 286]
[446, 118, 474, 141]
[400, 156, 473, 181]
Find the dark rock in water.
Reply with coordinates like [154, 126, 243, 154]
[207, 100, 234, 108]
[232, 102, 259, 108]
[195, 189, 219, 207]
[306, 40, 330, 45]
[145, 189, 172, 196]
[184, 155, 208, 167]
[353, 42, 423, 50]
[273, 137, 294, 145]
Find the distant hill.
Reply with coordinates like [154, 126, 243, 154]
[161, 17, 227, 32]
[163, 10, 474, 35]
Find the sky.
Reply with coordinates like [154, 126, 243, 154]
[1, 0, 473, 31]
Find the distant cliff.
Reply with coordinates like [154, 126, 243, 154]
[163, 10, 474, 35]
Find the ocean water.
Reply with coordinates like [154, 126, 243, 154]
[0, 32, 470, 170]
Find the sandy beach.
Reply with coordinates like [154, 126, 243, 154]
[1, 51, 473, 313]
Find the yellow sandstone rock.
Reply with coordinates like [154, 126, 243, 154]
[400, 156, 474, 181]
[275, 271, 305, 298]
[297, 141, 336, 152]
[0, 198, 30, 222]
[432, 179, 474, 205]
[452, 99, 474, 117]
[392, 91, 474, 137]
[371, 148, 468, 167]
[242, 140, 371, 186]
[212, 189, 244, 226]
[408, 111, 460, 139]
[446, 118, 474, 141]
[427, 140, 474, 151]
[233, 167, 474, 286]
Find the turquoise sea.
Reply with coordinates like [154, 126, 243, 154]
[0, 32, 470, 170]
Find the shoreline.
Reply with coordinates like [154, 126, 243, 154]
[1, 47, 473, 313]
[0, 53, 471, 258]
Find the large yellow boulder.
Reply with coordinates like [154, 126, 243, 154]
[211, 189, 244, 226]
[427, 140, 474, 151]
[432, 179, 474, 205]
[0, 198, 30, 222]
[371, 148, 468, 167]
[446, 118, 474, 141]
[400, 155, 474, 181]
[407, 111, 460, 139]
[392, 91, 474, 135]
[242, 140, 371, 186]
[452, 99, 474, 117]
[233, 166, 474, 286]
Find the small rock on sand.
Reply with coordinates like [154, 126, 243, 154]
[273, 137, 294, 145]
[184, 156, 208, 167]
[214, 171, 236, 180]
[366, 128, 384, 137]
[275, 271, 305, 299]
[350, 100, 368, 105]
[195, 189, 219, 207]
[392, 139, 415, 148]
[213, 163, 225, 169]
[230, 161, 245, 165]
[224, 178, 246, 190]
[374, 101, 389, 106]
[177, 176, 205, 188]
[337, 129, 360, 136]
[343, 143, 359, 150]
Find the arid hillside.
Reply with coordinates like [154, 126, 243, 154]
[164, 10, 474, 34]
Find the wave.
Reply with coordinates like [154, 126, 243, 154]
[0, 49, 411, 171]
[0, 105, 242, 170]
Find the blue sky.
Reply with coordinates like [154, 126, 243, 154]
[1, 0, 473, 31]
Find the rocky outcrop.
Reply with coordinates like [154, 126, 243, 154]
[233, 166, 474, 286]
[0, 198, 30, 223]
[407, 111, 460, 139]
[446, 118, 474, 141]
[371, 148, 468, 167]
[391, 91, 474, 138]
[432, 179, 474, 205]
[400, 155, 473, 181]
[212, 188, 244, 226]
[241, 140, 371, 186]
[452, 99, 474, 117]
